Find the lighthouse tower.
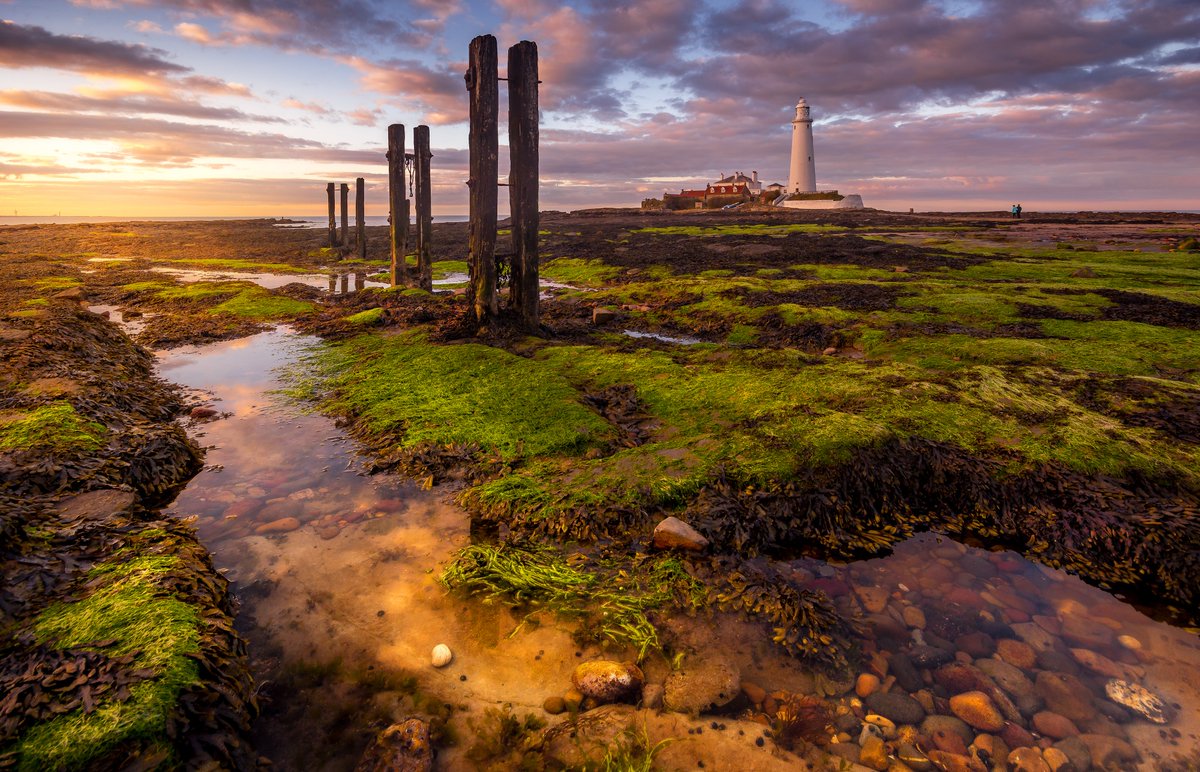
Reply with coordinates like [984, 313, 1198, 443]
[788, 97, 816, 193]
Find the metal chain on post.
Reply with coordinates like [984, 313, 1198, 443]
[406, 155, 415, 199]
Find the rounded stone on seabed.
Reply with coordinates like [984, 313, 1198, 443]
[921, 715, 974, 746]
[858, 734, 889, 771]
[866, 691, 926, 725]
[864, 713, 897, 739]
[924, 750, 981, 772]
[431, 644, 453, 668]
[1116, 634, 1141, 651]
[995, 639, 1037, 670]
[1032, 711, 1078, 739]
[1041, 747, 1071, 771]
[572, 660, 645, 705]
[543, 696, 566, 714]
[1007, 746, 1051, 772]
[949, 691, 1006, 732]
[903, 605, 927, 629]
[1035, 671, 1096, 723]
[1103, 678, 1169, 724]
[857, 673, 881, 698]
[651, 516, 709, 551]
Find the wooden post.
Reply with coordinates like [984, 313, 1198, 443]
[508, 41, 539, 331]
[339, 183, 349, 247]
[387, 124, 409, 287]
[466, 34, 498, 322]
[326, 183, 336, 248]
[355, 177, 366, 259]
[413, 125, 434, 292]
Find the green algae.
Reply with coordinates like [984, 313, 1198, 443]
[633, 224, 848, 236]
[301, 332, 613, 460]
[10, 555, 202, 771]
[0, 402, 107, 454]
[160, 257, 308, 274]
[344, 307, 385, 325]
[540, 257, 620, 285]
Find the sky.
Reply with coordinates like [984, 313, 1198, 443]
[0, 0, 1198, 216]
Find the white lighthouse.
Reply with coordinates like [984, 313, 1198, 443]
[788, 97, 816, 193]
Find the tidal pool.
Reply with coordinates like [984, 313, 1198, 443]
[156, 328, 1200, 770]
[150, 266, 387, 293]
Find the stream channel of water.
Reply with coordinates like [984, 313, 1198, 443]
[148, 318, 1200, 770]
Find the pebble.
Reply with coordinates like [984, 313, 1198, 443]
[431, 644, 453, 668]
[995, 639, 1037, 670]
[921, 715, 974, 746]
[858, 734, 889, 771]
[949, 691, 1005, 732]
[856, 673, 881, 698]
[1032, 711, 1078, 739]
[1007, 747, 1050, 772]
[866, 691, 926, 725]
[935, 662, 982, 694]
[890, 654, 923, 692]
[897, 742, 932, 771]
[1103, 678, 1169, 723]
[741, 680, 767, 705]
[650, 516, 709, 551]
[1041, 747, 1070, 771]
[543, 696, 566, 714]
[1078, 733, 1138, 768]
[903, 606, 927, 629]
[254, 516, 301, 534]
[909, 644, 954, 668]
[1116, 634, 1141, 651]
[931, 727, 968, 755]
[864, 714, 896, 739]
[1051, 736, 1090, 771]
[1011, 622, 1057, 653]
[924, 750, 982, 772]
[857, 586, 891, 614]
[955, 632, 995, 659]
[1035, 671, 1096, 723]
[1000, 722, 1036, 750]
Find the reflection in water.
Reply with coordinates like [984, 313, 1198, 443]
[157, 328, 1200, 769]
[150, 266, 387, 293]
[622, 329, 701, 345]
[87, 304, 153, 336]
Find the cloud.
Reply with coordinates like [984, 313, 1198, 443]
[340, 55, 465, 125]
[0, 89, 285, 122]
[0, 19, 187, 75]
[174, 22, 216, 45]
[131, 20, 163, 33]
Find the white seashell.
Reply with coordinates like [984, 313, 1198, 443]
[431, 643, 453, 668]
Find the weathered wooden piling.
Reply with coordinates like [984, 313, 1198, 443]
[326, 183, 337, 248]
[466, 34, 499, 322]
[355, 177, 366, 259]
[508, 40, 539, 330]
[339, 183, 349, 247]
[387, 124, 409, 287]
[413, 125, 433, 292]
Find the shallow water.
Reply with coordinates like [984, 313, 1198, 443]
[623, 328, 702, 345]
[156, 327, 1200, 770]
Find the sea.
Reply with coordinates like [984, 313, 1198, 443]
[0, 215, 469, 226]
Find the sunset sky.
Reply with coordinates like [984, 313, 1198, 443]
[1, 0, 1198, 216]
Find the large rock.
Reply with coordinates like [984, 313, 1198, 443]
[255, 517, 301, 535]
[355, 719, 433, 772]
[571, 660, 644, 705]
[651, 516, 709, 551]
[663, 655, 739, 713]
[1035, 672, 1096, 723]
[57, 489, 136, 522]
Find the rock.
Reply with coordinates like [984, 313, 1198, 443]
[591, 307, 618, 324]
[640, 683, 663, 710]
[1070, 648, 1124, 679]
[563, 688, 584, 712]
[904, 605, 927, 629]
[859, 734, 889, 771]
[572, 661, 644, 705]
[972, 734, 1009, 767]
[1035, 672, 1095, 723]
[1032, 711, 1078, 739]
[1059, 615, 1113, 650]
[995, 639, 1037, 670]
[742, 680, 767, 705]
[828, 742, 861, 765]
[431, 644, 453, 668]
[930, 726, 968, 755]
[925, 750, 984, 772]
[866, 691, 925, 725]
[975, 659, 1038, 713]
[1007, 747, 1050, 772]
[651, 516, 708, 551]
[1041, 746, 1071, 771]
[960, 555, 996, 578]
[822, 346, 838, 355]
[543, 696, 566, 714]
[869, 614, 909, 644]
[1052, 736, 1091, 771]
[949, 691, 1005, 732]
[897, 742, 932, 771]
[52, 286, 85, 300]
[662, 656, 737, 712]
[355, 718, 433, 772]
[856, 586, 890, 613]
[57, 489, 137, 522]
[1000, 721, 1036, 750]
[955, 632, 995, 659]
[254, 516, 301, 534]
[922, 715, 974, 745]
[935, 662, 982, 694]
[864, 713, 896, 740]
[1036, 649, 1080, 677]
[1116, 635, 1141, 651]
[860, 722, 884, 744]
[1077, 733, 1138, 768]
[890, 654, 923, 692]
[123, 308, 143, 318]
[1103, 679, 1169, 723]
[856, 673, 881, 698]
[1011, 622, 1058, 653]
[258, 499, 304, 521]
[909, 644, 954, 668]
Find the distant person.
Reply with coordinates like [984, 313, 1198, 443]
[1016, 203, 1023, 219]
[1010, 204, 1017, 218]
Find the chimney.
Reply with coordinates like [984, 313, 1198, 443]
[752, 170, 758, 182]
